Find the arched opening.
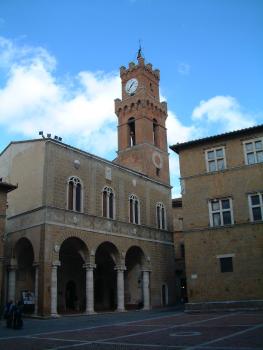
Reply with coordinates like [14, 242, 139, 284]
[124, 246, 145, 310]
[94, 242, 119, 311]
[129, 194, 140, 224]
[67, 176, 83, 212]
[128, 117, 136, 147]
[102, 186, 115, 219]
[14, 238, 35, 313]
[161, 283, 168, 306]
[58, 237, 88, 314]
[156, 202, 166, 230]
[153, 119, 158, 147]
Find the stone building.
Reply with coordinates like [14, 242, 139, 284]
[0, 55, 176, 316]
[170, 125, 263, 310]
[0, 179, 16, 305]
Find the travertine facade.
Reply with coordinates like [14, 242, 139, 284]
[171, 125, 263, 309]
[0, 56, 176, 316]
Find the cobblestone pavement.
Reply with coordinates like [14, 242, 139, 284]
[0, 308, 262, 350]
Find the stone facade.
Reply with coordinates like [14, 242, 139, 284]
[0, 56, 176, 316]
[0, 181, 16, 305]
[171, 125, 263, 309]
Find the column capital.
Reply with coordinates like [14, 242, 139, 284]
[8, 258, 17, 270]
[8, 264, 17, 271]
[52, 260, 61, 268]
[141, 268, 152, 273]
[114, 264, 126, 272]
[83, 263, 96, 270]
[33, 262, 39, 268]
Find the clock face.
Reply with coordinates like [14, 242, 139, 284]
[152, 151, 163, 169]
[125, 78, 138, 95]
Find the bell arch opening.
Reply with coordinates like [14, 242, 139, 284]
[128, 117, 136, 147]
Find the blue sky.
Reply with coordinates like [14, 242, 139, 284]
[0, 0, 262, 196]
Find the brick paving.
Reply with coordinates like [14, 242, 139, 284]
[0, 309, 262, 350]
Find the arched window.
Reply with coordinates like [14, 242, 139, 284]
[128, 117, 136, 147]
[67, 176, 83, 212]
[156, 202, 166, 230]
[102, 186, 115, 219]
[153, 119, 158, 146]
[129, 194, 140, 224]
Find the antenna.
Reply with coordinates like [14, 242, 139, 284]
[39, 131, 45, 139]
[38, 131, 63, 142]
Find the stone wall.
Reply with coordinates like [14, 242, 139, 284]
[178, 129, 263, 305]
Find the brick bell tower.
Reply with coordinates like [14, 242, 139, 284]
[114, 51, 170, 184]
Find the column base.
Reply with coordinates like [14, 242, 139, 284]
[143, 307, 151, 311]
[117, 308, 126, 312]
[85, 310, 96, 315]
[50, 313, 60, 318]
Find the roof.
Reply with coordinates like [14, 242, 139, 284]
[1, 138, 171, 189]
[172, 198, 182, 208]
[170, 124, 263, 153]
[0, 180, 17, 192]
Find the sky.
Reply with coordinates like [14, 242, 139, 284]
[0, 0, 262, 197]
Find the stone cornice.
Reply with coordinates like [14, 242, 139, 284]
[5, 206, 174, 246]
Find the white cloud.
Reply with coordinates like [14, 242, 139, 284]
[192, 95, 256, 132]
[0, 36, 120, 157]
[0, 37, 260, 198]
[167, 110, 198, 145]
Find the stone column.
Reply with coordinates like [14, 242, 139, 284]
[142, 270, 151, 310]
[8, 263, 17, 302]
[51, 260, 60, 317]
[83, 263, 96, 314]
[115, 265, 126, 312]
[33, 263, 39, 316]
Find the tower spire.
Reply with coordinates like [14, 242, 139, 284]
[137, 40, 142, 60]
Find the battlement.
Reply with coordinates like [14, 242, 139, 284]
[114, 97, 167, 116]
[120, 57, 160, 80]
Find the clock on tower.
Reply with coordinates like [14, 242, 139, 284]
[114, 52, 170, 185]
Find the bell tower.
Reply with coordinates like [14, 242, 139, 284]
[114, 53, 170, 184]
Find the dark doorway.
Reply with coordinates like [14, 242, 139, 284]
[125, 246, 145, 310]
[162, 284, 168, 306]
[58, 237, 87, 313]
[94, 242, 119, 311]
[66, 280, 77, 310]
